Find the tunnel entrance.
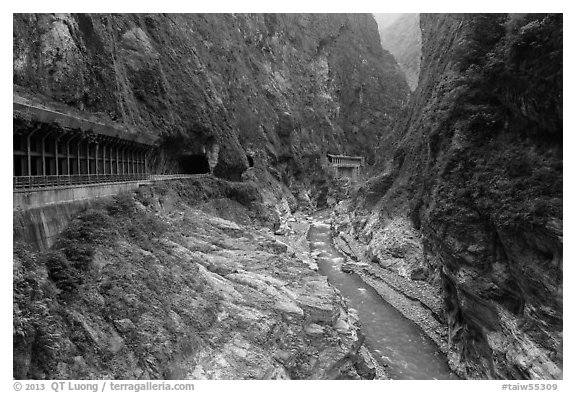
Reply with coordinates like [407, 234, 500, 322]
[247, 155, 254, 167]
[178, 154, 210, 174]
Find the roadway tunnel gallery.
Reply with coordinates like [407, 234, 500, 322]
[13, 122, 150, 180]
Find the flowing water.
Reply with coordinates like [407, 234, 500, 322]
[308, 212, 456, 380]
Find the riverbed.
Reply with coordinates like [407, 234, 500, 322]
[308, 213, 456, 380]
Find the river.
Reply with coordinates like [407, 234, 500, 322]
[307, 212, 456, 380]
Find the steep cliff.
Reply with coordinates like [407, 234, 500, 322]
[13, 13, 409, 185]
[376, 13, 422, 91]
[338, 13, 562, 379]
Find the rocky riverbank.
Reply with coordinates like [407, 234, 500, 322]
[13, 178, 383, 380]
[272, 208, 389, 379]
[329, 192, 562, 379]
[329, 201, 455, 373]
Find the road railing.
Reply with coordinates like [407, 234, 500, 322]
[13, 174, 150, 190]
[13, 173, 212, 190]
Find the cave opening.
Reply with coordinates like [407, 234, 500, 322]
[178, 154, 210, 174]
[247, 155, 254, 167]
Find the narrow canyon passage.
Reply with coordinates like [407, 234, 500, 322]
[308, 211, 456, 380]
[12, 12, 562, 380]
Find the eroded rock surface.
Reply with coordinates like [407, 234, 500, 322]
[13, 179, 381, 380]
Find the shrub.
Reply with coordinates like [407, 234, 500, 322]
[107, 193, 137, 216]
[40, 251, 82, 294]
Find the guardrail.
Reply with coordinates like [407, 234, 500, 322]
[149, 174, 210, 181]
[13, 173, 211, 190]
[14, 174, 150, 190]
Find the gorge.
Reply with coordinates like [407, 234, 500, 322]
[13, 13, 562, 381]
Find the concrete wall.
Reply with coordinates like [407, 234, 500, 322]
[13, 176, 207, 250]
[14, 181, 149, 210]
[14, 200, 95, 250]
[13, 181, 150, 250]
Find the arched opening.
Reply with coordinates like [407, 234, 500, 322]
[246, 155, 254, 167]
[178, 154, 210, 174]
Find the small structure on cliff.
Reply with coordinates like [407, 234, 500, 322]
[327, 154, 364, 182]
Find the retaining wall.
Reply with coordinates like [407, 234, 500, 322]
[13, 181, 150, 250]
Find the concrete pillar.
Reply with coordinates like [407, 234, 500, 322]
[95, 143, 99, 176]
[77, 138, 82, 175]
[26, 127, 40, 177]
[133, 148, 137, 174]
[102, 140, 106, 175]
[85, 139, 90, 175]
[41, 136, 46, 176]
[132, 147, 136, 174]
[65, 135, 72, 176]
[40, 131, 52, 177]
[122, 145, 126, 175]
[54, 133, 60, 176]
[115, 143, 119, 175]
[26, 134, 31, 177]
[129, 146, 133, 175]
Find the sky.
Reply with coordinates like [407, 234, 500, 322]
[372, 13, 404, 30]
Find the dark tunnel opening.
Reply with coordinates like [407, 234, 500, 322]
[247, 155, 254, 167]
[178, 154, 210, 174]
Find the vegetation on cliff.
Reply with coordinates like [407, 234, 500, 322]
[343, 13, 562, 379]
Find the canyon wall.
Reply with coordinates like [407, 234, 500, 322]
[14, 13, 408, 185]
[340, 13, 562, 379]
[376, 13, 422, 91]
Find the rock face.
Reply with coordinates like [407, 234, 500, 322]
[375, 13, 422, 91]
[13, 13, 409, 182]
[339, 14, 562, 379]
[13, 178, 380, 379]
